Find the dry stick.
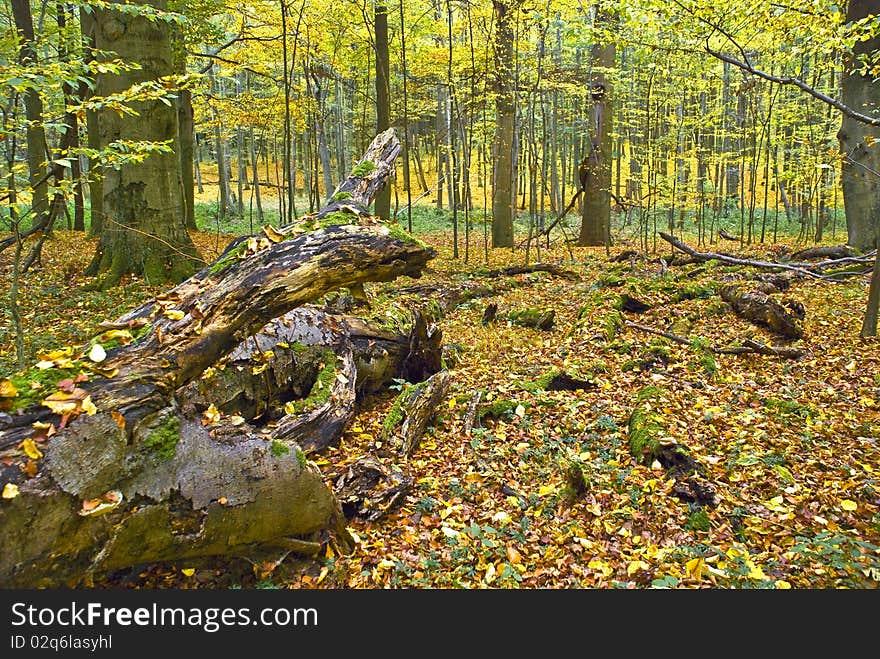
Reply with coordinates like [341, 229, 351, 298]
[658, 232, 856, 282]
[462, 389, 482, 435]
[624, 321, 804, 359]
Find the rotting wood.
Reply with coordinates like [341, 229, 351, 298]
[789, 245, 856, 261]
[0, 129, 434, 587]
[719, 284, 805, 339]
[463, 390, 483, 435]
[333, 454, 413, 521]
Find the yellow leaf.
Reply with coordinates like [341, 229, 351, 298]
[775, 580, 792, 589]
[262, 224, 287, 243]
[484, 563, 497, 584]
[506, 546, 522, 565]
[41, 394, 80, 416]
[841, 499, 858, 511]
[284, 401, 297, 415]
[252, 363, 268, 375]
[21, 438, 43, 460]
[0, 379, 18, 398]
[88, 343, 107, 363]
[316, 566, 329, 585]
[686, 557, 704, 581]
[102, 329, 133, 343]
[2, 483, 20, 499]
[81, 396, 97, 416]
[537, 484, 556, 496]
[627, 560, 648, 576]
[747, 560, 766, 581]
[164, 309, 185, 321]
[203, 403, 221, 424]
[181, 568, 195, 577]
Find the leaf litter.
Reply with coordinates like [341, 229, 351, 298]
[1, 229, 878, 589]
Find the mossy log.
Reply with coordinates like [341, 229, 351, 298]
[627, 389, 716, 507]
[509, 308, 556, 330]
[719, 284, 805, 339]
[382, 370, 451, 458]
[0, 130, 435, 587]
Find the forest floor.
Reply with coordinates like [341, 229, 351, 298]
[2, 225, 879, 589]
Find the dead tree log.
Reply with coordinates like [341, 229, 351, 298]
[382, 370, 451, 458]
[789, 245, 856, 261]
[0, 129, 435, 587]
[719, 284, 805, 339]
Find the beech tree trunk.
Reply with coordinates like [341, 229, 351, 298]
[90, 0, 200, 287]
[0, 130, 434, 587]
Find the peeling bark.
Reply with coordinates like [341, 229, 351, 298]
[0, 130, 433, 587]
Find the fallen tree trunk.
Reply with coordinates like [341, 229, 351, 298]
[789, 245, 855, 261]
[719, 284, 805, 339]
[0, 129, 436, 587]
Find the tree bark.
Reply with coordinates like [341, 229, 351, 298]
[373, 4, 391, 220]
[491, 0, 517, 248]
[0, 130, 433, 587]
[578, 9, 615, 247]
[839, 0, 880, 252]
[90, 0, 200, 287]
[10, 0, 50, 232]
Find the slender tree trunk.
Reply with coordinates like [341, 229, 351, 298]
[491, 0, 517, 248]
[10, 0, 50, 230]
[374, 3, 391, 220]
[578, 8, 615, 247]
[250, 128, 264, 222]
[174, 42, 196, 230]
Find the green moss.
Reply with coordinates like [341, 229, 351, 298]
[478, 398, 518, 420]
[269, 440, 290, 457]
[209, 240, 249, 275]
[290, 349, 338, 414]
[627, 406, 662, 464]
[509, 308, 555, 330]
[143, 416, 180, 460]
[671, 283, 715, 303]
[685, 508, 711, 532]
[351, 160, 376, 177]
[6, 365, 84, 410]
[689, 337, 717, 377]
[382, 383, 421, 437]
[596, 273, 624, 288]
[516, 370, 559, 393]
[332, 191, 353, 202]
[386, 221, 427, 247]
[765, 397, 815, 419]
[602, 311, 623, 341]
[294, 447, 307, 468]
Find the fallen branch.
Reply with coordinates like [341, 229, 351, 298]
[658, 232, 857, 281]
[624, 321, 804, 359]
